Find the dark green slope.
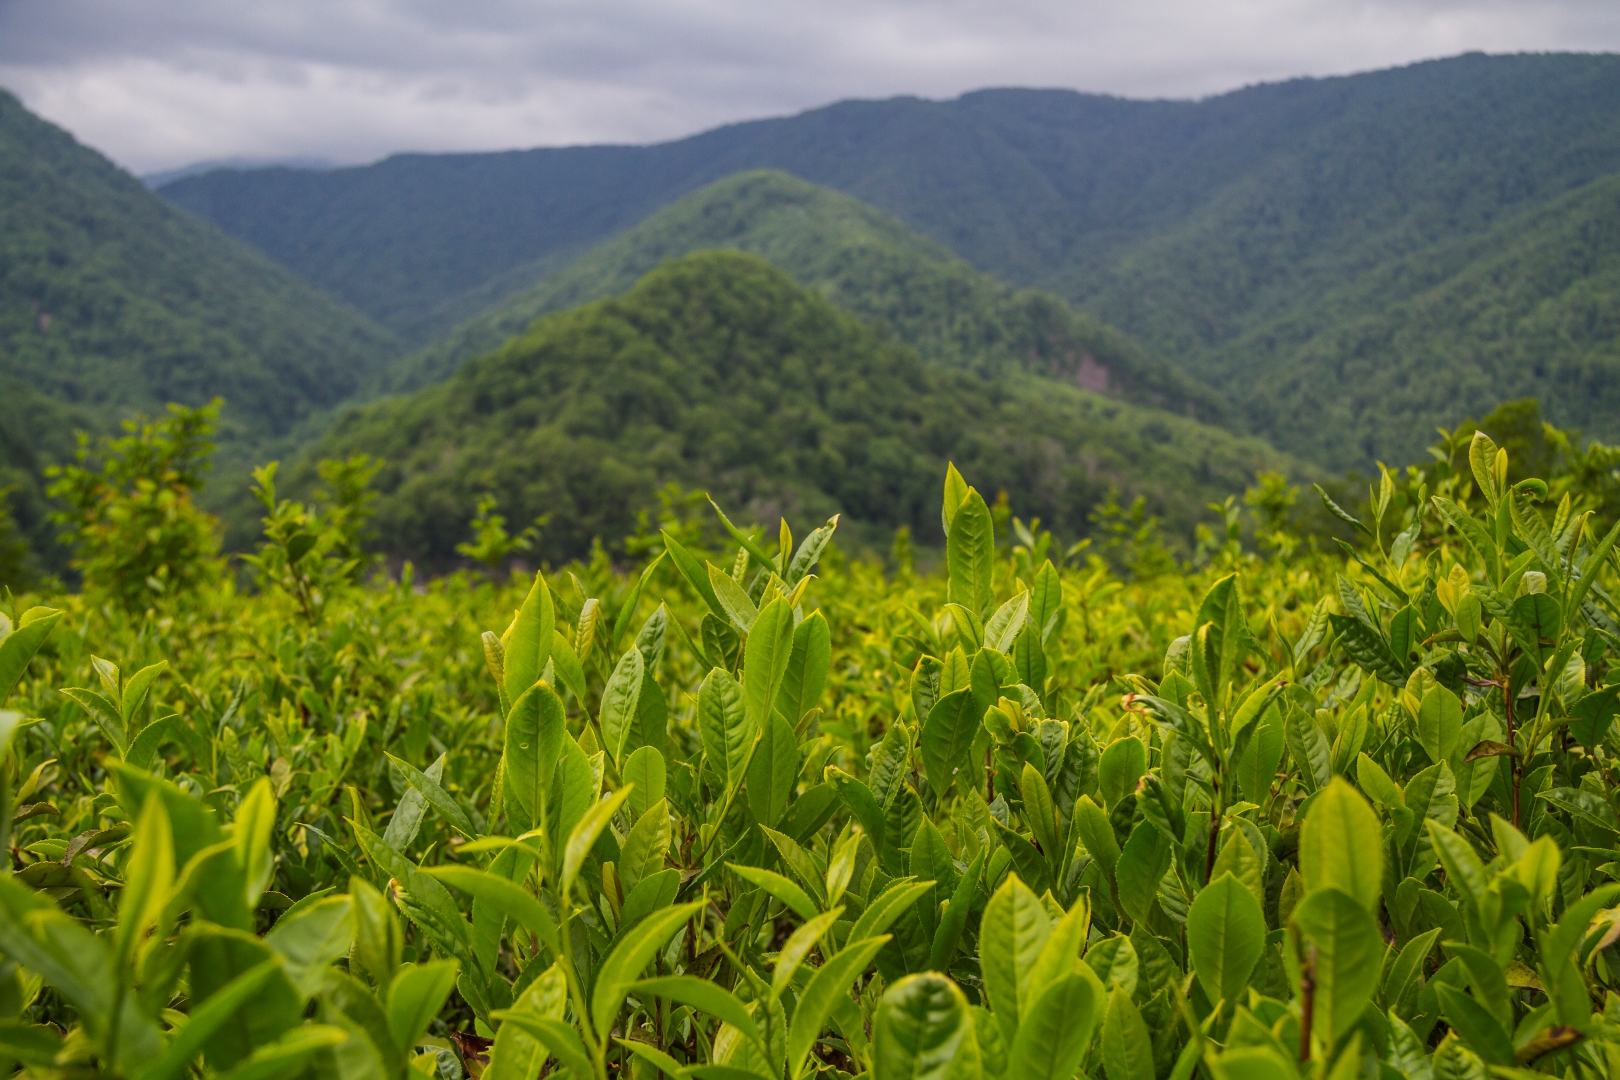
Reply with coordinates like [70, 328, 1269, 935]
[158, 54, 1620, 465]
[0, 90, 402, 559]
[312, 251, 1286, 566]
[393, 170, 1227, 423]
[1209, 172, 1620, 463]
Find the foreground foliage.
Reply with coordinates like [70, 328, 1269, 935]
[1, 419, 1620, 1079]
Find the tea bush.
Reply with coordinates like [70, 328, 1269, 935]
[1, 420, 1619, 1079]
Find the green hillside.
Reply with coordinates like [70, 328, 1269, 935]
[314, 251, 1286, 566]
[0, 89, 402, 564]
[392, 170, 1227, 423]
[1189, 172, 1620, 463]
[160, 53, 1620, 466]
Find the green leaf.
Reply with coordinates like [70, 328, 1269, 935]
[978, 873, 1052, 1044]
[1115, 821, 1173, 925]
[1536, 786, 1619, 832]
[772, 908, 845, 997]
[1291, 887, 1382, 1047]
[134, 960, 285, 1080]
[504, 572, 555, 703]
[1417, 686, 1464, 767]
[782, 515, 837, 585]
[422, 865, 560, 955]
[851, 879, 936, 944]
[729, 863, 819, 921]
[1356, 753, 1404, 808]
[746, 713, 797, 827]
[116, 791, 174, 967]
[947, 489, 995, 617]
[775, 610, 831, 725]
[1196, 573, 1245, 701]
[388, 960, 460, 1054]
[387, 753, 476, 839]
[1567, 685, 1620, 750]
[263, 896, 356, 998]
[206, 1026, 349, 1080]
[744, 597, 795, 731]
[1433, 983, 1513, 1067]
[984, 592, 1031, 654]
[929, 848, 985, 971]
[1098, 736, 1148, 808]
[1085, 936, 1138, 996]
[1432, 497, 1500, 584]
[635, 975, 764, 1052]
[618, 797, 672, 894]
[563, 786, 632, 898]
[590, 901, 702, 1039]
[0, 608, 60, 707]
[1072, 796, 1121, 878]
[706, 495, 778, 568]
[1568, 515, 1620, 624]
[619, 867, 681, 933]
[942, 463, 971, 534]
[1299, 778, 1384, 913]
[489, 1012, 594, 1080]
[503, 682, 566, 832]
[873, 972, 971, 1080]
[1209, 826, 1267, 910]
[708, 562, 760, 632]
[622, 746, 666, 821]
[1329, 614, 1406, 686]
[1442, 942, 1511, 1029]
[1512, 593, 1560, 661]
[1007, 972, 1099, 1080]
[598, 647, 646, 769]
[762, 825, 830, 905]
[1186, 872, 1266, 1009]
[787, 934, 892, 1078]
[699, 669, 753, 795]
[60, 686, 127, 754]
[920, 689, 980, 799]
[1537, 882, 1620, 1025]
[118, 660, 167, 727]
[663, 529, 725, 618]
[1314, 485, 1371, 537]
[1381, 927, 1441, 1017]
[1099, 987, 1154, 1080]
[489, 963, 568, 1080]
[1025, 895, 1093, 1006]
[611, 550, 668, 650]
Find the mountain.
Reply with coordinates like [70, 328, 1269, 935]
[158, 53, 1620, 465]
[0, 90, 402, 562]
[307, 251, 1287, 566]
[391, 170, 1228, 424]
[1200, 171, 1620, 464]
[140, 156, 336, 190]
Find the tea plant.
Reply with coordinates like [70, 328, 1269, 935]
[0, 425, 1618, 1079]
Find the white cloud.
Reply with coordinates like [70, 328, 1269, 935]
[1, 0, 1617, 173]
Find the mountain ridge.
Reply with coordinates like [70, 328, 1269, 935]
[307, 250, 1289, 566]
[157, 52, 1620, 465]
[0, 89, 402, 568]
[389, 169, 1230, 424]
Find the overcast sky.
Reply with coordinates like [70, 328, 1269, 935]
[1, 0, 1617, 175]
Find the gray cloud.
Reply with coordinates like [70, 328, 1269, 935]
[1, 0, 1617, 173]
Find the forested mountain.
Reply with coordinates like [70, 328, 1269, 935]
[393, 170, 1228, 423]
[1200, 172, 1620, 464]
[0, 90, 401, 562]
[310, 251, 1285, 565]
[158, 52, 1620, 465]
